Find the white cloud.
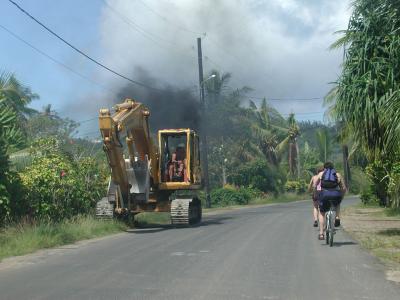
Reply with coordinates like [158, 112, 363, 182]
[97, 0, 352, 120]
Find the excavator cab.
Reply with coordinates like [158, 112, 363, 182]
[158, 129, 201, 190]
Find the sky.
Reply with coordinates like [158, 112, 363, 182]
[0, 0, 352, 137]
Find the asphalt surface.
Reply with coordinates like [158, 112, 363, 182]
[0, 197, 399, 300]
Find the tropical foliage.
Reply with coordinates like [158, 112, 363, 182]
[210, 186, 262, 207]
[203, 69, 341, 196]
[20, 138, 107, 221]
[0, 71, 108, 224]
[329, 0, 400, 207]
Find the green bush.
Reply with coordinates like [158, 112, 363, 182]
[365, 160, 390, 206]
[230, 159, 285, 195]
[360, 188, 379, 205]
[0, 171, 25, 225]
[0, 183, 10, 224]
[284, 181, 306, 194]
[19, 138, 108, 222]
[211, 187, 262, 207]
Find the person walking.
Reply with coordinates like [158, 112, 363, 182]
[308, 166, 324, 227]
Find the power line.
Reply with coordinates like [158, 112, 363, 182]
[203, 36, 256, 72]
[131, 0, 260, 77]
[122, 1, 239, 76]
[7, 0, 325, 110]
[248, 96, 323, 101]
[102, 0, 229, 94]
[203, 55, 225, 71]
[136, 0, 257, 74]
[76, 116, 98, 124]
[281, 111, 324, 116]
[7, 0, 164, 91]
[102, 0, 192, 51]
[205, 85, 324, 101]
[8, 0, 270, 99]
[136, 0, 203, 35]
[77, 130, 101, 137]
[0, 23, 118, 95]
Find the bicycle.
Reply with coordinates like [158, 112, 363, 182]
[324, 199, 337, 247]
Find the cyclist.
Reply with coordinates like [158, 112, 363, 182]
[316, 162, 347, 240]
[308, 166, 324, 227]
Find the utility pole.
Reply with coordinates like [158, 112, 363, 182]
[197, 37, 211, 208]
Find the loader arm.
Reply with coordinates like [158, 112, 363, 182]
[99, 99, 159, 203]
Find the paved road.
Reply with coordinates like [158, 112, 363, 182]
[0, 197, 399, 300]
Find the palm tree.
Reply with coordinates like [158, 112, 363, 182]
[0, 71, 38, 124]
[41, 104, 59, 119]
[315, 128, 331, 163]
[329, 0, 400, 206]
[249, 99, 301, 178]
[204, 70, 232, 99]
[0, 99, 24, 175]
[204, 70, 252, 106]
[382, 90, 400, 153]
[330, 0, 400, 161]
[250, 98, 286, 166]
[286, 113, 300, 178]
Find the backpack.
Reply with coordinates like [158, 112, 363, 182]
[321, 168, 339, 189]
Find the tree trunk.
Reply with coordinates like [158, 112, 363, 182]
[222, 163, 227, 187]
[288, 142, 293, 177]
[295, 140, 300, 179]
[342, 144, 350, 189]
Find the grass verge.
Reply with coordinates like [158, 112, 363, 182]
[342, 204, 400, 268]
[134, 212, 171, 227]
[0, 215, 127, 262]
[204, 192, 309, 213]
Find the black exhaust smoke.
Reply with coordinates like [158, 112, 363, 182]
[115, 68, 201, 132]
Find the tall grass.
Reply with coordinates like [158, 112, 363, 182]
[0, 215, 127, 261]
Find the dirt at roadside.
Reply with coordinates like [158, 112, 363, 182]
[342, 206, 400, 283]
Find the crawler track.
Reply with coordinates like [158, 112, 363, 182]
[170, 198, 202, 225]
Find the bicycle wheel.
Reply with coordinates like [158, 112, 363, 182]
[329, 212, 334, 247]
[325, 214, 330, 244]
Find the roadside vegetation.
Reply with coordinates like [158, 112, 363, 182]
[327, 0, 400, 209]
[0, 216, 127, 261]
[203, 72, 354, 205]
[342, 204, 400, 274]
[324, 1, 400, 273]
[0, 72, 127, 261]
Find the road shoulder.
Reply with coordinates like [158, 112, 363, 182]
[342, 205, 400, 283]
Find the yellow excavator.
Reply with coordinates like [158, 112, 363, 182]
[96, 98, 202, 225]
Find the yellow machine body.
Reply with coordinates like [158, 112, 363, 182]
[96, 99, 202, 224]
